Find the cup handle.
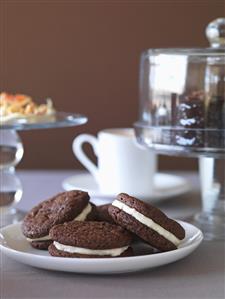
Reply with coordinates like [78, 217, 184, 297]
[72, 134, 99, 182]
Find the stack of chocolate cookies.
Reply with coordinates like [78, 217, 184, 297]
[172, 91, 205, 148]
[206, 95, 225, 148]
[171, 90, 225, 149]
[22, 190, 185, 258]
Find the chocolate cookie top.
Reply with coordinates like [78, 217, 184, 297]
[112, 193, 185, 240]
[22, 190, 89, 238]
[49, 221, 132, 249]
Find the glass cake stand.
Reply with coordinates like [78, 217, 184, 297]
[134, 18, 225, 240]
[0, 112, 87, 227]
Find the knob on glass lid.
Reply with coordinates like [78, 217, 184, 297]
[206, 18, 225, 48]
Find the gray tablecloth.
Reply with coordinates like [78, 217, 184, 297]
[1, 171, 225, 299]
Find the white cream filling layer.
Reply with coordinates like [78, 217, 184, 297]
[74, 203, 92, 221]
[27, 203, 92, 242]
[26, 235, 52, 242]
[53, 241, 128, 256]
[112, 199, 181, 246]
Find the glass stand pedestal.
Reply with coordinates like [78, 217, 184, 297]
[0, 112, 87, 227]
[0, 130, 24, 227]
[195, 157, 225, 240]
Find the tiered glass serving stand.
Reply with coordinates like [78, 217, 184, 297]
[134, 18, 225, 240]
[0, 112, 87, 227]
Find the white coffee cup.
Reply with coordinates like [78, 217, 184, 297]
[72, 128, 157, 197]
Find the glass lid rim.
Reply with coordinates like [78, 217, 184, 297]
[134, 121, 225, 132]
[142, 47, 225, 56]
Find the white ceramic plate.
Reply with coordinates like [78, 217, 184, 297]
[62, 172, 190, 202]
[0, 221, 203, 274]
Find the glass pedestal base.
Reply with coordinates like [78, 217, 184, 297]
[194, 212, 225, 241]
[0, 112, 87, 228]
[196, 157, 225, 240]
[0, 130, 24, 228]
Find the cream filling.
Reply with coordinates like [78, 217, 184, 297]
[74, 203, 92, 221]
[53, 241, 128, 257]
[26, 203, 92, 242]
[26, 235, 52, 242]
[112, 199, 181, 246]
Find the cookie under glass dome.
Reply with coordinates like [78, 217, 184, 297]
[134, 18, 225, 240]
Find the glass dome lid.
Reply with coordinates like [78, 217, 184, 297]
[135, 18, 225, 157]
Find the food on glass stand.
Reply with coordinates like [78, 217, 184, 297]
[172, 90, 205, 147]
[0, 92, 55, 123]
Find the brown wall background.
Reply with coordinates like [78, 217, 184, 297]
[1, 0, 224, 170]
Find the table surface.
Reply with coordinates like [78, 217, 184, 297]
[1, 170, 225, 299]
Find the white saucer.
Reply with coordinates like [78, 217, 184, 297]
[62, 172, 190, 203]
[0, 221, 203, 274]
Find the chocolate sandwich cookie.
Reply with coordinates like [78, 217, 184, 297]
[48, 221, 133, 258]
[96, 204, 114, 224]
[22, 190, 95, 250]
[108, 193, 185, 252]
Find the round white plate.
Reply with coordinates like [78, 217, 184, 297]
[62, 172, 190, 202]
[0, 221, 203, 274]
